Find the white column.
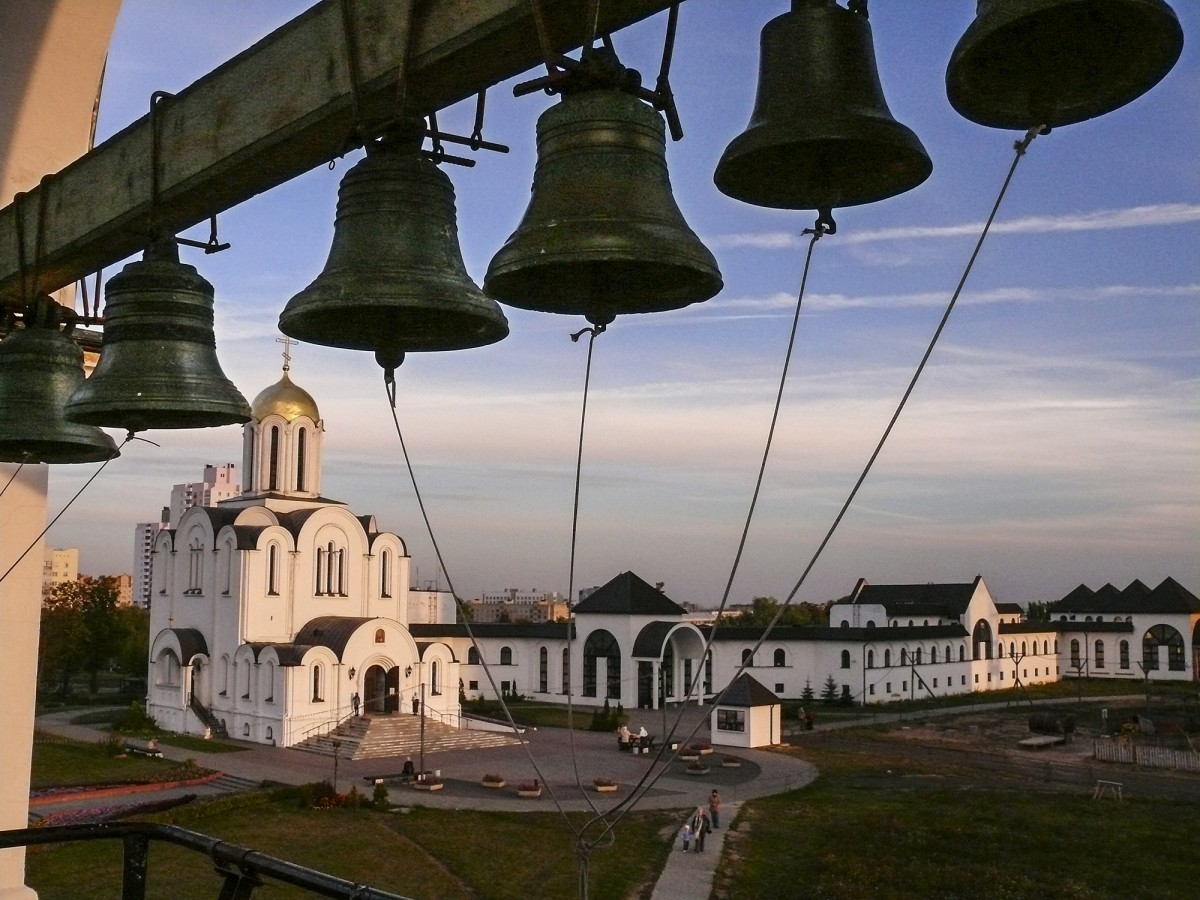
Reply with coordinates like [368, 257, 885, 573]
[0, 465, 48, 899]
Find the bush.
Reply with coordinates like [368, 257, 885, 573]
[372, 782, 390, 809]
[116, 701, 158, 734]
[820, 675, 839, 705]
[589, 699, 615, 732]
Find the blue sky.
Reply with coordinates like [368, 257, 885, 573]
[48, 1, 1199, 608]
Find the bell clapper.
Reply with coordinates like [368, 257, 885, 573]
[376, 348, 406, 409]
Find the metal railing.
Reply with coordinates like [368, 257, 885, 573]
[291, 705, 356, 745]
[0, 821, 414, 900]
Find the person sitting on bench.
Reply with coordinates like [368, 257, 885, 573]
[401, 756, 415, 780]
[617, 724, 632, 751]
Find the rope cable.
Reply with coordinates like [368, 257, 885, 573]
[382, 374, 582, 835]
[584, 125, 1046, 839]
[0, 433, 132, 587]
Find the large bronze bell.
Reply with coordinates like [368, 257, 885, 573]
[0, 299, 118, 464]
[714, 0, 932, 211]
[484, 64, 722, 324]
[65, 238, 251, 431]
[947, 0, 1184, 129]
[279, 129, 509, 361]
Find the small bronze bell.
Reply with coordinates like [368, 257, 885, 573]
[0, 299, 118, 464]
[65, 238, 251, 431]
[279, 128, 509, 358]
[714, 0, 932, 211]
[484, 51, 722, 325]
[947, 0, 1184, 129]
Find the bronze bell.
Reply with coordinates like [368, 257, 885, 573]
[714, 0, 932, 211]
[0, 299, 118, 464]
[279, 129, 509, 359]
[65, 238, 251, 431]
[947, 0, 1184, 129]
[484, 66, 722, 325]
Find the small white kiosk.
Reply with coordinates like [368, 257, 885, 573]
[710, 673, 782, 748]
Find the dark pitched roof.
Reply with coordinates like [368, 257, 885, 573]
[167, 627, 208, 663]
[409, 622, 573, 641]
[632, 621, 679, 658]
[1055, 578, 1199, 615]
[191, 507, 241, 532]
[247, 642, 312, 666]
[231, 525, 267, 549]
[573, 571, 686, 616]
[293, 616, 373, 660]
[704, 624, 968, 642]
[840, 577, 980, 618]
[995, 603, 1024, 615]
[718, 673, 779, 708]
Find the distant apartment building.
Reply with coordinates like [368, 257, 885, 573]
[132, 508, 171, 609]
[41, 548, 79, 593]
[133, 464, 241, 611]
[114, 573, 134, 607]
[169, 463, 240, 525]
[470, 588, 568, 623]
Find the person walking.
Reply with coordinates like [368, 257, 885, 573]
[351, 691, 360, 717]
[708, 789, 722, 829]
[411, 695, 420, 716]
[679, 821, 692, 852]
[692, 808, 709, 853]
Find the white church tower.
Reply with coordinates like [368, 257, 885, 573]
[145, 343, 461, 747]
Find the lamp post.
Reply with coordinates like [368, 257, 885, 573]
[418, 681, 426, 779]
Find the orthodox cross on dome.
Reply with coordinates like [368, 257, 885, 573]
[276, 334, 296, 373]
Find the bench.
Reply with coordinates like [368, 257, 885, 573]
[363, 772, 414, 786]
[1093, 780, 1123, 800]
[124, 738, 162, 758]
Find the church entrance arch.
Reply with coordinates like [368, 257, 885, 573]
[1192, 621, 1200, 681]
[364, 664, 400, 713]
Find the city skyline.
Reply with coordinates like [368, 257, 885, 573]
[42, 1, 1200, 609]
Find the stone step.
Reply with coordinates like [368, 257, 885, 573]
[292, 714, 519, 759]
[207, 774, 264, 794]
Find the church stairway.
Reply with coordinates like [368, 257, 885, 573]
[293, 714, 520, 760]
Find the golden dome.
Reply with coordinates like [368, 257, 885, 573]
[250, 371, 319, 422]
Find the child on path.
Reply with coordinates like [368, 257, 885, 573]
[680, 822, 692, 852]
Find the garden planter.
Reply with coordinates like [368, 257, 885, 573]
[721, 758, 742, 768]
[517, 787, 542, 798]
[481, 780, 506, 789]
[685, 765, 709, 776]
[594, 784, 618, 793]
[412, 781, 443, 792]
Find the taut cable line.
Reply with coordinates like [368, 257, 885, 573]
[589, 125, 1047, 839]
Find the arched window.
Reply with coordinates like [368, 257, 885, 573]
[243, 723, 251, 737]
[380, 550, 391, 598]
[1042, 640, 1048, 655]
[158, 649, 181, 686]
[468, 646, 481, 665]
[1119, 640, 1130, 669]
[900, 649, 908, 665]
[375, 628, 385, 644]
[1009, 642, 1016, 659]
[931, 646, 938, 663]
[296, 427, 307, 490]
[264, 661, 275, 702]
[773, 648, 786, 667]
[583, 630, 621, 699]
[958, 645, 965, 661]
[996, 642, 1003, 659]
[866, 649, 875, 668]
[741, 648, 755, 667]
[1021, 641, 1027, 656]
[188, 538, 204, 593]
[915, 647, 923, 665]
[431, 661, 441, 695]
[840, 650, 851, 669]
[539, 646, 548, 692]
[1069, 640, 1081, 669]
[562, 647, 570, 693]
[268, 425, 280, 491]
[884, 649, 891, 667]
[500, 646, 513, 666]
[1143, 624, 1185, 671]
[219, 655, 230, 695]
[972, 620, 993, 660]
[312, 664, 323, 701]
[267, 544, 279, 595]
[1094, 640, 1105, 669]
[266, 726, 274, 741]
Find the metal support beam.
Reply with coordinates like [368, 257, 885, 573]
[0, 0, 674, 303]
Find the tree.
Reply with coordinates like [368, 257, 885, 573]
[1025, 601, 1055, 623]
[820, 675, 839, 705]
[800, 678, 814, 703]
[727, 596, 831, 628]
[40, 575, 122, 694]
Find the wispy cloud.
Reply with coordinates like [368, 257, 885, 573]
[713, 203, 1200, 250]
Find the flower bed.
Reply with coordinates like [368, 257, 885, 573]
[593, 777, 617, 793]
[685, 763, 709, 776]
[481, 774, 506, 789]
[516, 780, 542, 798]
[721, 756, 742, 768]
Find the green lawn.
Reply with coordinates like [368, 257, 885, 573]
[30, 737, 207, 790]
[25, 789, 678, 899]
[714, 731, 1200, 899]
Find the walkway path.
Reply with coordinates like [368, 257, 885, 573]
[33, 706, 816, 896]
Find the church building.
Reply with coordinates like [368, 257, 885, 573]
[145, 363, 461, 746]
